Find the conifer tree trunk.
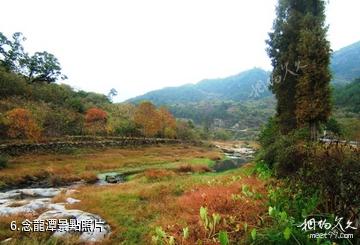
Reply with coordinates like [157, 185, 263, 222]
[310, 121, 317, 141]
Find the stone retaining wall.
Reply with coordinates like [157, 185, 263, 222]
[0, 137, 199, 156]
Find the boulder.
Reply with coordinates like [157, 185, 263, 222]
[0, 191, 22, 200]
[104, 174, 124, 184]
[19, 188, 62, 197]
[0, 198, 51, 216]
[66, 197, 80, 204]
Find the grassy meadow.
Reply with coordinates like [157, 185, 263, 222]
[0, 143, 270, 244]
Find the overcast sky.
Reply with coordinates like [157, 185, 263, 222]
[1, 0, 360, 102]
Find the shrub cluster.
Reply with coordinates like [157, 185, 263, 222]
[297, 143, 360, 222]
[257, 118, 360, 243]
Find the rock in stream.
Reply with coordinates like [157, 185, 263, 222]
[97, 172, 125, 184]
[213, 143, 255, 171]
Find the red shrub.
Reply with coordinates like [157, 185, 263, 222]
[85, 108, 108, 135]
[165, 177, 268, 244]
[144, 169, 175, 181]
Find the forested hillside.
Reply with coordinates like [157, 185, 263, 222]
[1, 33, 359, 142]
[332, 78, 360, 140]
[128, 68, 271, 104]
[331, 41, 360, 84]
[0, 70, 184, 141]
[129, 40, 360, 106]
[127, 41, 360, 140]
[128, 68, 274, 139]
[334, 78, 360, 113]
[0, 33, 189, 142]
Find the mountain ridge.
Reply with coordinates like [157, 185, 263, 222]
[330, 41, 360, 84]
[128, 67, 271, 105]
[127, 40, 360, 105]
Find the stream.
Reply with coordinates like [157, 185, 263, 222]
[213, 143, 255, 171]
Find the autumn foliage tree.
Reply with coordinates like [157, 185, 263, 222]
[5, 108, 41, 141]
[158, 106, 177, 138]
[134, 102, 161, 138]
[85, 108, 108, 135]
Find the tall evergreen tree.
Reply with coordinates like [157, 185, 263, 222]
[266, 0, 331, 139]
[295, 1, 331, 140]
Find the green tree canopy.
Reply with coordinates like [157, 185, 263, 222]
[0, 32, 27, 73]
[0, 32, 66, 83]
[24, 51, 67, 83]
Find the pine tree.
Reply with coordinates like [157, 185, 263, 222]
[266, 0, 331, 139]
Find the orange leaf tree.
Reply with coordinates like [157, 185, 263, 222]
[85, 107, 108, 135]
[5, 108, 41, 141]
[158, 106, 177, 138]
[134, 101, 161, 138]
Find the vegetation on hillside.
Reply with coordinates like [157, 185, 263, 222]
[127, 39, 360, 141]
[334, 78, 360, 114]
[328, 77, 360, 141]
[0, 32, 200, 142]
[168, 98, 275, 140]
[128, 68, 271, 105]
[331, 41, 360, 84]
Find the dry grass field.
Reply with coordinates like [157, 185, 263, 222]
[0, 143, 268, 244]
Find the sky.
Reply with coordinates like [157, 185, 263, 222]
[1, 0, 360, 102]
